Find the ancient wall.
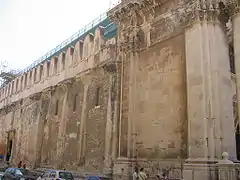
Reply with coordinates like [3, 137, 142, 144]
[0, 0, 238, 179]
[135, 34, 186, 159]
[0, 20, 118, 173]
[110, 0, 189, 163]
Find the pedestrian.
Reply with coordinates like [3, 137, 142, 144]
[6, 151, 11, 162]
[133, 167, 139, 180]
[156, 175, 161, 180]
[23, 164, 26, 169]
[162, 173, 168, 180]
[139, 168, 147, 180]
[17, 161, 22, 168]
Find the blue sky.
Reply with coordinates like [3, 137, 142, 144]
[0, 0, 119, 72]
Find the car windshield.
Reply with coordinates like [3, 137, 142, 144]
[59, 172, 74, 180]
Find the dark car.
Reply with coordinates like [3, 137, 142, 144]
[2, 168, 36, 180]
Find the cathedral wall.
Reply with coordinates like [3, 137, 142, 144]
[0, 98, 43, 167]
[135, 34, 187, 159]
[0, 23, 117, 172]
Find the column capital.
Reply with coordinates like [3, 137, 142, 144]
[76, 73, 92, 85]
[41, 86, 56, 99]
[103, 61, 119, 74]
[29, 92, 42, 101]
[183, 1, 226, 27]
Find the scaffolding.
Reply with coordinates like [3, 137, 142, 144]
[0, 6, 120, 88]
[19, 12, 109, 75]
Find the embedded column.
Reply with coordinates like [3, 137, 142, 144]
[56, 80, 73, 167]
[184, 1, 236, 180]
[232, 1, 240, 157]
[77, 73, 91, 165]
[103, 62, 118, 175]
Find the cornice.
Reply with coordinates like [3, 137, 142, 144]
[110, 0, 238, 54]
[227, 0, 240, 17]
[108, 0, 168, 23]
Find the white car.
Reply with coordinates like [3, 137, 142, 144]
[40, 170, 74, 180]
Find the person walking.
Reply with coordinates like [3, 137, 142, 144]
[139, 168, 147, 180]
[17, 161, 22, 168]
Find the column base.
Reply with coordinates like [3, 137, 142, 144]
[183, 158, 218, 180]
[112, 157, 133, 180]
[103, 167, 113, 178]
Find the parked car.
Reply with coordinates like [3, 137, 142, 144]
[84, 176, 101, 180]
[40, 170, 74, 180]
[0, 172, 4, 180]
[2, 168, 36, 180]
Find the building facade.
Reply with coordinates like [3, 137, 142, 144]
[0, 0, 240, 179]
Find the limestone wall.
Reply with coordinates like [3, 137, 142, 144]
[135, 34, 187, 159]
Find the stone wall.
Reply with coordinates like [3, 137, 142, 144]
[0, 21, 118, 174]
[135, 34, 187, 159]
[0, 0, 239, 179]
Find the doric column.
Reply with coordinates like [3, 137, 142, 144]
[183, 1, 236, 180]
[231, 0, 240, 151]
[39, 87, 53, 164]
[185, 0, 236, 162]
[102, 62, 120, 175]
[76, 73, 91, 165]
[28, 92, 43, 168]
[56, 79, 73, 167]
[112, 63, 121, 161]
[35, 92, 47, 167]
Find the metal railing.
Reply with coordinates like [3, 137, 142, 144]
[19, 12, 108, 75]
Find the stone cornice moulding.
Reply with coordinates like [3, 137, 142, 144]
[29, 92, 42, 101]
[103, 61, 118, 74]
[109, 0, 232, 29]
[41, 86, 56, 99]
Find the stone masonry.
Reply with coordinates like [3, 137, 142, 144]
[0, 0, 240, 179]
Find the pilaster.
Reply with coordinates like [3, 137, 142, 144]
[33, 92, 44, 168]
[184, 0, 236, 179]
[108, 1, 144, 178]
[102, 62, 118, 176]
[40, 86, 54, 164]
[56, 79, 73, 167]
